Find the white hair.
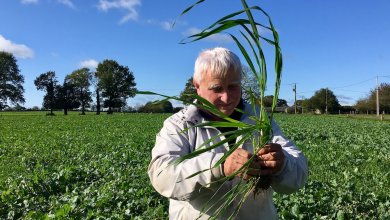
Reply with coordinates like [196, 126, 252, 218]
[193, 47, 242, 84]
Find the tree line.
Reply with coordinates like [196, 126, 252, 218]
[1, 51, 389, 114]
[33, 59, 136, 115]
[295, 85, 390, 114]
[179, 74, 390, 114]
[1, 51, 137, 114]
[1, 51, 178, 114]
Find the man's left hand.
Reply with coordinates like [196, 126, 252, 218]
[257, 143, 285, 175]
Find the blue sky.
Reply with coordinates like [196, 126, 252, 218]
[1, 0, 390, 108]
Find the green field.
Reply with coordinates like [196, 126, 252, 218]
[273, 114, 390, 219]
[1, 112, 389, 219]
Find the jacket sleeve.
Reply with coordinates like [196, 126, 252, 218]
[148, 116, 225, 201]
[270, 119, 308, 194]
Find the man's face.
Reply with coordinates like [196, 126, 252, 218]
[194, 68, 241, 116]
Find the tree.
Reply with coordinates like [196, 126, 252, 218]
[355, 98, 373, 113]
[354, 83, 390, 113]
[304, 88, 340, 114]
[65, 68, 92, 115]
[263, 95, 288, 107]
[95, 60, 136, 114]
[0, 51, 25, 109]
[34, 71, 57, 115]
[294, 99, 305, 107]
[38, 81, 79, 115]
[378, 83, 390, 113]
[179, 77, 197, 104]
[55, 82, 80, 115]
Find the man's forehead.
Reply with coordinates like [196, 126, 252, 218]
[207, 79, 241, 86]
[205, 71, 240, 79]
[208, 76, 241, 83]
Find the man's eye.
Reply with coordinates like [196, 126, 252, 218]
[212, 87, 222, 93]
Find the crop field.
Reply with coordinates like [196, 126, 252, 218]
[273, 114, 390, 219]
[0, 112, 389, 219]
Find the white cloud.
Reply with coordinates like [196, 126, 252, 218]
[97, 0, 141, 24]
[58, 0, 75, 9]
[21, 0, 76, 8]
[79, 59, 99, 70]
[21, 0, 39, 4]
[160, 21, 173, 31]
[146, 19, 174, 31]
[183, 27, 233, 43]
[0, 35, 34, 59]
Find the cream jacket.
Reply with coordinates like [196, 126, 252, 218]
[148, 103, 308, 220]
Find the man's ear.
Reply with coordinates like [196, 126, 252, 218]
[193, 78, 199, 89]
[193, 78, 201, 95]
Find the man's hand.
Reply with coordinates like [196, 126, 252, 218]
[257, 143, 285, 175]
[223, 148, 262, 180]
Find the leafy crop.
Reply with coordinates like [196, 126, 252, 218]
[0, 112, 389, 219]
[273, 114, 390, 219]
[0, 112, 168, 219]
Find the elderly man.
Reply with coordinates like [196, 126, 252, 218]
[148, 47, 308, 219]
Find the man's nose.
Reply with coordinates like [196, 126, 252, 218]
[220, 90, 230, 103]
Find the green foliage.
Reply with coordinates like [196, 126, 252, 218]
[95, 60, 137, 114]
[0, 113, 169, 219]
[355, 83, 390, 113]
[55, 82, 80, 115]
[303, 88, 340, 113]
[0, 113, 389, 219]
[65, 68, 93, 115]
[377, 83, 390, 112]
[0, 51, 25, 109]
[273, 114, 390, 219]
[34, 71, 58, 114]
[33, 70, 92, 115]
[355, 98, 373, 113]
[263, 95, 287, 107]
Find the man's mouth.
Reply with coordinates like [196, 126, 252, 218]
[217, 104, 233, 109]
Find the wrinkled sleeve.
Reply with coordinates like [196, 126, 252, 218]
[270, 119, 308, 194]
[148, 117, 224, 201]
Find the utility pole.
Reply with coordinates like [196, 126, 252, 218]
[293, 83, 297, 114]
[376, 76, 380, 116]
